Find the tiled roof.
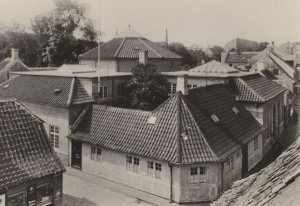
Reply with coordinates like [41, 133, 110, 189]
[225, 52, 258, 64]
[79, 28, 181, 60]
[230, 74, 286, 103]
[260, 69, 277, 80]
[225, 38, 259, 52]
[0, 75, 94, 107]
[70, 84, 262, 163]
[189, 60, 239, 74]
[0, 100, 65, 191]
[210, 137, 300, 206]
[0, 58, 28, 71]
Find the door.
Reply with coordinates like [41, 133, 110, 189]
[72, 140, 82, 169]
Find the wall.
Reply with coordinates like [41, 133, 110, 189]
[222, 149, 243, 190]
[179, 163, 222, 203]
[166, 76, 228, 89]
[81, 143, 180, 201]
[80, 60, 118, 72]
[247, 133, 263, 171]
[22, 102, 70, 165]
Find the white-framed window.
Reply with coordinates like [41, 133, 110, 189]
[199, 166, 207, 182]
[133, 157, 139, 172]
[99, 85, 108, 98]
[126, 156, 139, 172]
[168, 83, 177, 95]
[91, 146, 101, 162]
[126, 156, 133, 171]
[155, 163, 162, 179]
[49, 125, 59, 148]
[147, 161, 154, 176]
[254, 137, 258, 151]
[190, 167, 198, 183]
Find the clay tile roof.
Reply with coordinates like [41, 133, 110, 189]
[0, 100, 65, 191]
[211, 137, 300, 206]
[230, 74, 286, 103]
[225, 52, 258, 64]
[189, 60, 239, 74]
[79, 28, 181, 60]
[0, 75, 94, 107]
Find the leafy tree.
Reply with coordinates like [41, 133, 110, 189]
[206, 45, 225, 62]
[127, 63, 169, 111]
[258, 42, 269, 51]
[31, 0, 97, 66]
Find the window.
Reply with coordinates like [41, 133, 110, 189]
[168, 83, 177, 95]
[117, 84, 125, 96]
[99, 86, 108, 98]
[254, 137, 258, 151]
[273, 69, 279, 75]
[147, 161, 154, 176]
[199, 166, 207, 182]
[126, 156, 133, 171]
[36, 183, 53, 205]
[91, 146, 101, 162]
[188, 84, 198, 89]
[49, 125, 59, 148]
[190, 167, 198, 183]
[155, 163, 162, 179]
[211, 114, 220, 123]
[232, 106, 240, 114]
[8, 191, 26, 206]
[133, 157, 139, 172]
[126, 156, 139, 172]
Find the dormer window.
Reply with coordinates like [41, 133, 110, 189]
[211, 114, 220, 123]
[232, 106, 240, 114]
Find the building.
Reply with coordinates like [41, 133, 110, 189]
[224, 38, 259, 52]
[78, 26, 182, 72]
[229, 74, 286, 154]
[221, 51, 259, 70]
[0, 100, 65, 206]
[68, 82, 263, 204]
[0, 48, 28, 83]
[0, 73, 94, 164]
[210, 137, 300, 206]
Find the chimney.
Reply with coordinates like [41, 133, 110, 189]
[138, 50, 148, 65]
[11, 48, 19, 61]
[176, 74, 188, 95]
[165, 28, 169, 46]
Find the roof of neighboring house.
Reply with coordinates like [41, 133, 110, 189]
[0, 100, 65, 191]
[259, 69, 277, 80]
[0, 58, 28, 71]
[0, 75, 94, 107]
[79, 27, 181, 60]
[69, 85, 262, 164]
[230, 74, 286, 103]
[224, 38, 259, 52]
[210, 137, 300, 206]
[224, 52, 259, 64]
[269, 52, 295, 79]
[189, 60, 239, 74]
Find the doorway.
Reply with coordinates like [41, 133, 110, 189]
[72, 140, 82, 169]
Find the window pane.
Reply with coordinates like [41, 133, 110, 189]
[190, 167, 198, 175]
[8, 192, 26, 206]
[200, 167, 206, 174]
[134, 157, 139, 165]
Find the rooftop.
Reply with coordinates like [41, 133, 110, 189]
[189, 60, 239, 74]
[0, 100, 65, 191]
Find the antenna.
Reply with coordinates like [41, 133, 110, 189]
[97, 0, 101, 94]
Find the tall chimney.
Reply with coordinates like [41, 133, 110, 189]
[138, 50, 148, 65]
[11, 48, 19, 61]
[165, 28, 169, 46]
[176, 74, 189, 95]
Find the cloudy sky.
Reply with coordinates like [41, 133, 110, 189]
[0, 0, 299, 48]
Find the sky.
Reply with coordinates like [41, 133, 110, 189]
[0, 0, 299, 48]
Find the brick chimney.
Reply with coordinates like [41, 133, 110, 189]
[138, 50, 148, 65]
[11, 48, 19, 61]
[176, 74, 189, 95]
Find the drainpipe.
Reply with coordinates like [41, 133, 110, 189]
[169, 163, 173, 203]
[176, 93, 182, 163]
[220, 162, 224, 192]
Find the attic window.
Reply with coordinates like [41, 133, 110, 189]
[4, 84, 9, 89]
[232, 106, 240, 114]
[211, 114, 220, 123]
[54, 89, 62, 94]
[147, 116, 157, 125]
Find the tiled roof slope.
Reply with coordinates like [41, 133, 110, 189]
[225, 52, 258, 64]
[230, 74, 286, 103]
[70, 93, 219, 164]
[0, 100, 65, 191]
[79, 28, 181, 60]
[0, 75, 94, 107]
[210, 137, 300, 206]
[189, 60, 239, 74]
[186, 85, 263, 158]
[0, 58, 28, 71]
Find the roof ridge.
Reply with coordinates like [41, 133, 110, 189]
[114, 38, 126, 58]
[139, 38, 162, 58]
[238, 77, 266, 102]
[67, 77, 76, 106]
[151, 92, 180, 114]
[0, 74, 19, 86]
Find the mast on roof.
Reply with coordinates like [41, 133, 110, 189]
[97, 0, 101, 94]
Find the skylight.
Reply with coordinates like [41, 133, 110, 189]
[147, 116, 157, 125]
[4, 84, 9, 89]
[211, 114, 220, 123]
[232, 106, 240, 114]
[54, 89, 62, 94]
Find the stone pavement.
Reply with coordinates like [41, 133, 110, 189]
[63, 167, 179, 206]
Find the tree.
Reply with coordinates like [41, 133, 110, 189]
[31, 0, 97, 66]
[258, 42, 269, 51]
[207, 45, 225, 62]
[127, 63, 169, 111]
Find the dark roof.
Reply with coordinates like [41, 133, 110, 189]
[230, 74, 286, 103]
[79, 28, 181, 60]
[225, 52, 258, 64]
[0, 100, 65, 191]
[225, 38, 259, 52]
[0, 75, 94, 107]
[260, 69, 277, 80]
[210, 137, 300, 206]
[70, 85, 262, 163]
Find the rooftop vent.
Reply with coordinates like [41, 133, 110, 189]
[147, 116, 157, 125]
[211, 114, 220, 123]
[4, 84, 9, 89]
[232, 106, 240, 114]
[54, 89, 62, 94]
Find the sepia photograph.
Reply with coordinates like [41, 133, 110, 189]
[0, 0, 299, 205]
